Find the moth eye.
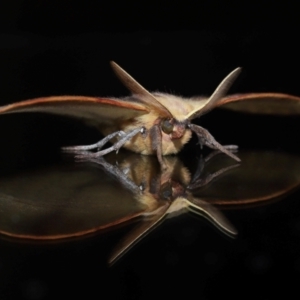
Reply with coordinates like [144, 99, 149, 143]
[160, 182, 173, 200]
[161, 119, 174, 134]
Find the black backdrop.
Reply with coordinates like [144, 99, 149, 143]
[1, 2, 300, 299]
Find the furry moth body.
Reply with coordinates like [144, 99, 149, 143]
[3, 61, 300, 164]
[0, 61, 243, 164]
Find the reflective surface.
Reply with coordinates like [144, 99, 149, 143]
[1, 149, 299, 262]
[0, 146, 300, 298]
[1, 27, 300, 299]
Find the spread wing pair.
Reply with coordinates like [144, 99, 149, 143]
[0, 61, 299, 163]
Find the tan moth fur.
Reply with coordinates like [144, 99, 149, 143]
[100, 92, 209, 155]
[0, 61, 243, 161]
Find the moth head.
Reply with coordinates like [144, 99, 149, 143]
[159, 180, 186, 201]
[161, 118, 174, 134]
[160, 118, 187, 139]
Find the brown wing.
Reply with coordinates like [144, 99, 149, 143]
[187, 197, 237, 236]
[0, 161, 147, 240]
[193, 150, 300, 208]
[110, 61, 173, 118]
[216, 93, 300, 115]
[0, 95, 149, 126]
[186, 67, 241, 120]
[108, 203, 170, 265]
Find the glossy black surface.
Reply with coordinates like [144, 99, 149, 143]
[1, 4, 300, 299]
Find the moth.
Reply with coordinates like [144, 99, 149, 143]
[0, 61, 299, 165]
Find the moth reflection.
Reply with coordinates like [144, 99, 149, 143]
[82, 151, 239, 264]
[0, 150, 300, 265]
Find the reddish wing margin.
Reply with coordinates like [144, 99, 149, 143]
[0, 96, 149, 126]
[216, 93, 300, 115]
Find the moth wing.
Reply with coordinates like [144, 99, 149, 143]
[216, 93, 300, 115]
[110, 61, 173, 118]
[109, 196, 194, 264]
[0, 162, 147, 240]
[108, 203, 170, 265]
[0, 96, 149, 126]
[186, 67, 242, 120]
[187, 197, 237, 236]
[193, 150, 300, 208]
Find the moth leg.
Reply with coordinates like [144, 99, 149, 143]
[67, 127, 145, 158]
[84, 157, 141, 194]
[222, 145, 239, 150]
[189, 156, 205, 184]
[188, 124, 241, 162]
[197, 136, 238, 151]
[62, 130, 126, 152]
[188, 163, 239, 190]
[150, 124, 166, 169]
[198, 136, 239, 151]
[189, 150, 239, 187]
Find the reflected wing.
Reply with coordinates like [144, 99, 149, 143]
[217, 93, 300, 115]
[193, 150, 300, 208]
[0, 161, 147, 240]
[166, 196, 236, 236]
[0, 96, 149, 126]
[109, 203, 170, 265]
[188, 197, 237, 236]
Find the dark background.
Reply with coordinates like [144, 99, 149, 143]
[1, 1, 300, 299]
